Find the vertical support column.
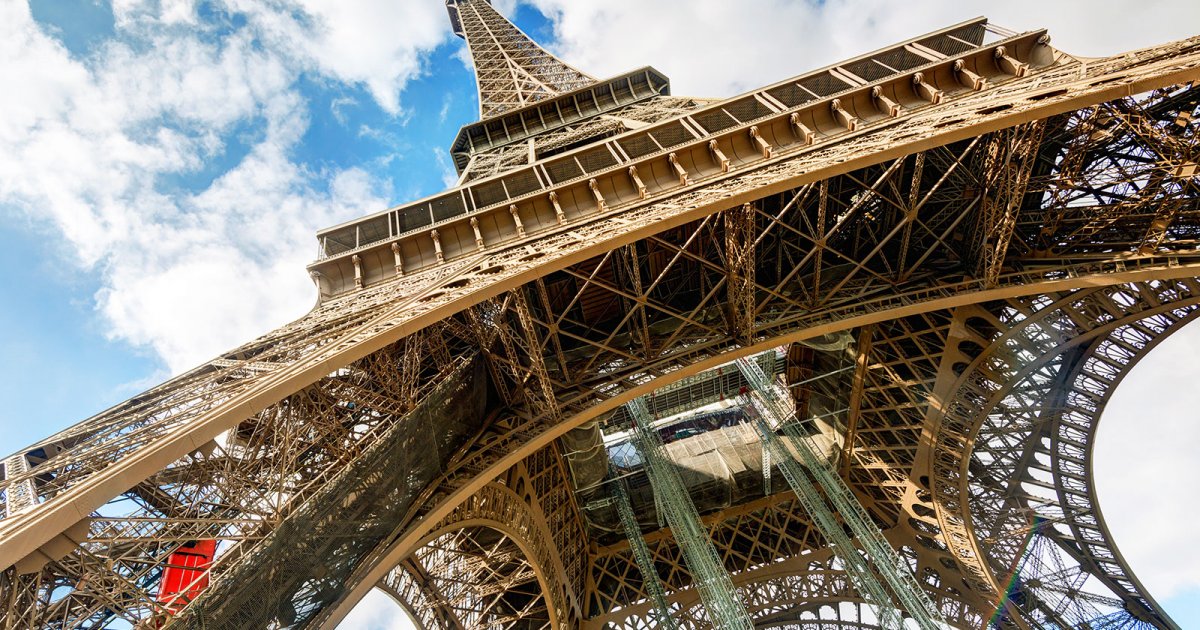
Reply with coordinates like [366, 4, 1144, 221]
[3, 455, 36, 517]
[509, 204, 526, 238]
[548, 191, 566, 225]
[430, 229, 444, 264]
[840, 326, 874, 478]
[626, 397, 755, 630]
[611, 477, 678, 630]
[470, 217, 485, 249]
[391, 242, 404, 276]
[724, 203, 756, 346]
[736, 355, 948, 630]
[977, 122, 1044, 287]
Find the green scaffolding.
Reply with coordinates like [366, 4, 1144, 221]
[626, 397, 755, 630]
[609, 477, 678, 629]
[735, 354, 948, 630]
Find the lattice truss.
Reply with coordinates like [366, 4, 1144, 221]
[449, 0, 596, 118]
[0, 24, 1199, 630]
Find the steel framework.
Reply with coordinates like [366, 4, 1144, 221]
[1, 2, 1199, 629]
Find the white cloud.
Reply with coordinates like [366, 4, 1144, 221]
[528, 0, 1200, 98]
[337, 588, 418, 630]
[1094, 319, 1200, 600]
[433, 148, 460, 189]
[0, 0, 450, 372]
[3, 0, 1198, 622]
[224, 0, 448, 113]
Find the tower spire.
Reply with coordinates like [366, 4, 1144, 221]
[446, 0, 596, 119]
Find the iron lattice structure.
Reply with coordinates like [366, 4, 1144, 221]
[1, 3, 1199, 629]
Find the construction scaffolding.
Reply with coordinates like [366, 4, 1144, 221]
[609, 478, 678, 629]
[625, 397, 755, 630]
[735, 354, 948, 630]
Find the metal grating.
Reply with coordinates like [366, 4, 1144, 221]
[545, 158, 584, 183]
[178, 359, 487, 628]
[692, 108, 739, 134]
[618, 134, 661, 159]
[843, 59, 894, 83]
[503, 170, 542, 198]
[921, 23, 987, 57]
[800, 73, 850, 97]
[398, 206, 433, 232]
[323, 229, 356, 255]
[577, 147, 618, 174]
[430, 194, 466, 222]
[876, 47, 928, 73]
[723, 97, 773, 124]
[767, 83, 816, 108]
[649, 121, 694, 150]
[471, 180, 508, 208]
[358, 216, 390, 245]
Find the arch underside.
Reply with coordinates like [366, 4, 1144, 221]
[1, 68, 1197, 630]
[368, 85, 1200, 630]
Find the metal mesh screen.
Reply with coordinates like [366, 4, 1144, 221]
[618, 134, 661, 159]
[800, 73, 850, 97]
[545, 158, 584, 183]
[398, 205, 433, 233]
[921, 23, 987, 57]
[430, 194, 466, 222]
[649, 121, 693, 150]
[357, 216, 390, 245]
[875, 47, 928, 73]
[692, 108, 738, 134]
[767, 83, 816, 108]
[471, 180, 508, 208]
[177, 358, 487, 629]
[723, 98, 772, 124]
[843, 59, 894, 83]
[577, 147, 618, 174]
[322, 229, 356, 255]
[502, 170, 541, 198]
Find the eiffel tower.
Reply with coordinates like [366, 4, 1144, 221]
[2, 1, 1199, 628]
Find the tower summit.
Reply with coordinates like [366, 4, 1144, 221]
[446, 0, 595, 117]
[1, 3, 1198, 629]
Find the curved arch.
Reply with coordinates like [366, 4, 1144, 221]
[1053, 308, 1200, 627]
[927, 281, 1200, 627]
[317, 268, 1200, 630]
[372, 483, 569, 630]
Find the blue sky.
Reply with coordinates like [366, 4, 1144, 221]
[1, 1, 1198, 628]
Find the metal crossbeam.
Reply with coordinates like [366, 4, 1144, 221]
[1, 7, 1197, 626]
[736, 354, 948, 630]
[625, 397, 754, 630]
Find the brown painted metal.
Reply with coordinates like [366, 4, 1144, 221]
[1, 3, 1198, 629]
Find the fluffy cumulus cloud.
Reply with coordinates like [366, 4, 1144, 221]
[528, 0, 1200, 98]
[0, 0, 450, 372]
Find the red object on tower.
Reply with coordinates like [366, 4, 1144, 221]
[156, 540, 216, 612]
